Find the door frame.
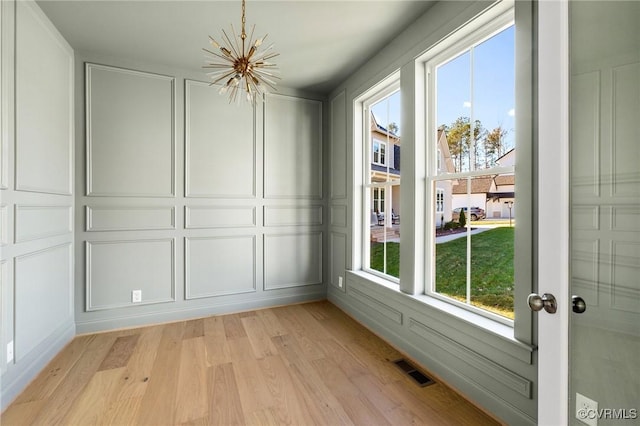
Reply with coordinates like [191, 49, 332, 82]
[537, 0, 570, 424]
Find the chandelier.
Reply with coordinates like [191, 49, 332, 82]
[203, 0, 279, 104]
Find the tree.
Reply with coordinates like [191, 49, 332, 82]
[388, 122, 399, 135]
[484, 126, 509, 167]
[445, 117, 486, 172]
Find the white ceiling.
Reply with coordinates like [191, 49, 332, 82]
[37, 0, 436, 94]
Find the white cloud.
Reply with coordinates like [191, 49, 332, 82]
[463, 101, 472, 108]
[508, 108, 515, 117]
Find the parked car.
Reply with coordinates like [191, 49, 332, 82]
[452, 207, 485, 221]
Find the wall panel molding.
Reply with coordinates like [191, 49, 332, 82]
[185, 235, 256, 300]
[572, 205, 599, 231]
[264, 232, 322, 290]
[348, 285, 402, 324]
[264, 94, 322, 199]
[14, 205, 72, 243]
[86, 63, 175, 197]
[611, 62, 640, 197]
[0, 0, 12, 191]
[0, 260, 8, 371]
[15, 1, 73, 195]
[86, 205, 176, 232]
[330, 90, 347, 199]
[263, 205, 323, 227]
[185, 205, 256, 229]
[330, 205, 348, 228]
[14, 243, 73, 360]
[408, 317, 532, 398]
[0, 205, 8, 246]
[610, 240, 640, 313]
[571, 71, 600, 197]
[185, 80, 256, 198]
[85, 238, 176, 311]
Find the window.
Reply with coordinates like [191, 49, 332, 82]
[373, 141, 387, 166]
[436, 188, 444, 214]
[372, 187, 385, 215]
[360, 79, 401, 282]
[426, 13, 515, 322]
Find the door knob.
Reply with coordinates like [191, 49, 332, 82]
[527, 293, 557, 314]
[572, 295, 586, 314]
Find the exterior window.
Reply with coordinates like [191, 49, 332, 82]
[426, 18, 515, 322]
[436, 188, 444, 214]
[362, 81, 401, 282]
[373, 141, 387, 165]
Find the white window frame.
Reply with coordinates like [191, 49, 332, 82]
[372, 140, 387, 166]
[358, 76, 401, 284]
[423, 9, 515, 325]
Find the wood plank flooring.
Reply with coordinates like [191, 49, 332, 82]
[2, 301, 501, 425]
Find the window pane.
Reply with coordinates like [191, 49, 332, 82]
[473, 26, 515, 168]
[367, 90, 401, 280]
[469, 225, 514, 318]
[436, 51, 471, 173]
[431, 24, 515, 319]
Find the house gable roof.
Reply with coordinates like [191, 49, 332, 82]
[452, 177, 494, 194]
[494, 174, 515, 186]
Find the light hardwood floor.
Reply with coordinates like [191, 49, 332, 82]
[2, 301, 501, 425]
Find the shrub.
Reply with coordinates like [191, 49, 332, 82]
[459, 209, 467, 227]
[443, 221, 461, 230]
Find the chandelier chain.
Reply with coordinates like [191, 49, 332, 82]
[241, 0, 246, 40]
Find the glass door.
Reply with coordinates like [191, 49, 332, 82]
[569, 1, 640, 424]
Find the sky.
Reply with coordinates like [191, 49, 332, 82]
[371, 25, 515, 149]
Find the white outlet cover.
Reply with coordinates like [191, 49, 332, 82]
[7, 341, 14, 364]
[338, 276, 343, 288]
[132, 290, 142, 303]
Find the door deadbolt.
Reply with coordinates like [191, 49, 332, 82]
[527, 293, 557, 314]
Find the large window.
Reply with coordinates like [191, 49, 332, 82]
[353, 3, 524, 328]
[362, 82, 401, 282]
[426, 15, 515, 322]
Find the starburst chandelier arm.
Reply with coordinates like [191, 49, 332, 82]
[202, 48, 235, 64]
[208, 69, 239, 86]
[222, 28, 241, 59]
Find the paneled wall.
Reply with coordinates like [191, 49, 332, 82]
[1, 0, 75, 409]
[75, 58, 326, 333]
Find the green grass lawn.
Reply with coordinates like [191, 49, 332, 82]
[371, 227, 514, 319]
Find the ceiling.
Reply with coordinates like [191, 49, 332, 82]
[36, 0, 436, 95]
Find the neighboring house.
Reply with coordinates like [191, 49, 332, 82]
[451, 148, 516, 219]
[435, 129, 456, 227]
[370, 113, 401, 227]
[370, 121, 456, 228]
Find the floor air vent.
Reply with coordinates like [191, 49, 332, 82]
[392, 359, 435, 387]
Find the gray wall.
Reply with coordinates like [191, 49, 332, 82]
[327, 1, 538, 424]
[1, 0, 76, 410]
[74, 54, 326, 333]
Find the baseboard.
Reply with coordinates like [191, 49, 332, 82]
[0, 321, 76, 412]
[75, 291, 327, 334]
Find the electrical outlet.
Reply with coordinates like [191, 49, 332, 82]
[132, 290, 142, 303]
[338, 276, 344, 288]
[576, 392, 598, 426]
[7, 341, 14, 364]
